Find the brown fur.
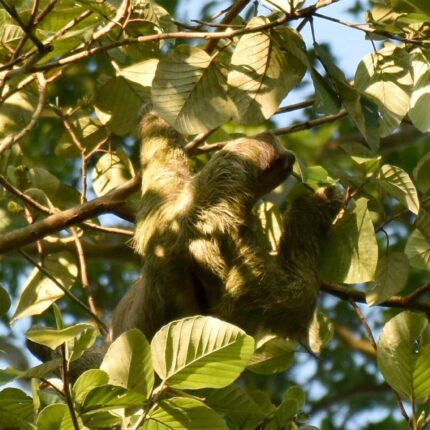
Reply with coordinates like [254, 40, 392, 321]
[110, 111, 342, 342]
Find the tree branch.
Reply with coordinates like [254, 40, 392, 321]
[0, 174, 140, 254]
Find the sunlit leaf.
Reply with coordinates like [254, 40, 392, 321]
[409, 48, 430, 132]
[379, 164, 420, 215]
[92, 149, 133, 197]
[73, 369, 109, 404]
[152, 44, 233, 134]
[366, 252, 410, 306]
[26, 324, 96, 350]
[405, 229, 430, 269]
[320, 198, 378, 283]
[377, 311, 430, 399]
[308, 310, 334, 354]
[100, 329, 154, 398]
[355, 44, 413, 136]
[228, 19, 306, 124]
[12, 252, 77, 322]
[143, 397, 228, 430]
[151, 316, 254, 389]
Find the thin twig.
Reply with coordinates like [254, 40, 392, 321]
[70, 228, 101, 329]
[275, 99, 315, 114]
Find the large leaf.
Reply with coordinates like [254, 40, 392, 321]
[320, 198, 378, 284]
[366, 252, 410, 306]
[72, 369, 109, 404]
[228, 19, 307, 124]
[37, 403, 82, 430]
[11, 252, 77, 322]
[355, 44, 413, 136]
[378, 164, 420, 215]
[310, 67, 341, 115]
[409, 48, 430, 132]
[405, 229, 430, 269]
[100, 329, 154, 398]
[377, 311, 430, 399]
[151, 316, 254, 389]
[247, 335, 295, 375]
[151, 45, 232, 134]
[143, 397, 228, 430]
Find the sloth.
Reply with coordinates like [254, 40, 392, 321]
[110, 110, 343, 341]
[27, 110, 343, 379]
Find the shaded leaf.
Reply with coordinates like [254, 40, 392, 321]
[320, 198, 378, 284]
[377, 311, 430, 399]
[247, 335, 295, 375]
[413, 151, 430, 194]
[0, 285, 10, 316]
[366, 252, 410, 306]
[199, 386, 268, 430]
[151, 316, 254, 389]
[0, 388, 33, 428]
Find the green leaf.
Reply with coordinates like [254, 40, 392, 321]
[409, 48, 430, 132]
[320, 198, 378, 284]
[11, 252, 77, 322]
[416, 205, 430, 241]
[379, 164, 420, 215]
[355, 45, 413, 136]
[151, 316, 254, 389]
[247, 335, 295, 375]
[143, 397, 228, 430]
[0, 285, 10, 316]
[315, 43, 380, 150]
[284, 386, 306, 410]
[95, 76, 146, 135]
[0, 368, 21, 386]
[73, 369, 109, 404]
[366, 252, 410, 306]
[308, 310, 334, 354]
[310, 67, 341, 115]
[405, 229, 430, 269]
[37, 403, 81, 430]
[413, 150, 430, 194]
[152, 44, 232, 134]
[199, 386, 268, 430]
[81, 385, 147, 413]
[0, 388, 34, 428]
[275, 398, 298, 426]
[377, 311, 430, 399]
[401, 0, 430, 16]
[228, 20, 306, 124]
[92, 149, 133, 197]
[100, 329, 154, 398]
[26, 324, 96, 350]
[118, 58, 159, 102]
[19, 359, 62, 380]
